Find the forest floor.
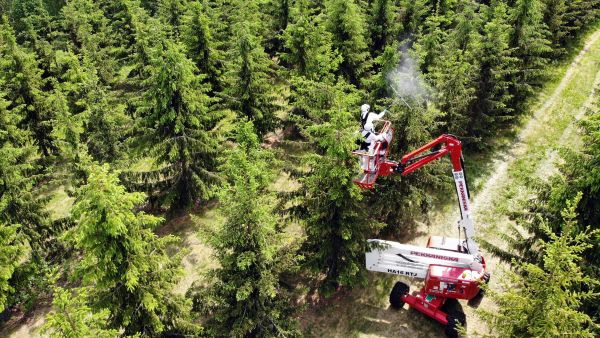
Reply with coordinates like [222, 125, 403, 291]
[298, 28, 600, 337]
[3, 27, 600, 338]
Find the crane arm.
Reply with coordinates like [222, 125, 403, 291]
[392, 135, 480, 258]
[396, 134, 464, 175]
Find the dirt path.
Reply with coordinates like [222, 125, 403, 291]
[472, 28, 600, 214]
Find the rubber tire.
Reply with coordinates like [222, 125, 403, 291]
[477, 272, 491, 297]
[445, 310, 466, 338]
[389, 281, 409, 309]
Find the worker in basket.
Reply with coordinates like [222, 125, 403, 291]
[358, 104, 388, 171]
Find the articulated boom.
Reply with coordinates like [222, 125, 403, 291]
[398, 135, 480, 258]
[354, 133, 480, 258]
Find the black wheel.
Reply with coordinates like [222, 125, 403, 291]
[389, 281, 409, 309]
[445, 309, 466, 338]
[477, 272, 491, 296]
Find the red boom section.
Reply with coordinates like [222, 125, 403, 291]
[399, 134, 463, 175]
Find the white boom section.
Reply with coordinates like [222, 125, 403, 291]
[452, 169, 480, 258]
[366, 239, 483, 279]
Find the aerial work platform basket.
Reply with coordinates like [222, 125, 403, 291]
[352, 120, 397, 189]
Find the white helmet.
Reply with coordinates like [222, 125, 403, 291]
[360, 103, 370, 116]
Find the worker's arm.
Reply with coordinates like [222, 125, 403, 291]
[372, 133, 386, 142]
[373, 109, 386, 120]
[366, 109, 387, 126]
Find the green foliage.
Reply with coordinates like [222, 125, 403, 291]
[222, 22, 280, 136]
[59, 0, 116, 84]
[468, 1, 519, 142]
[367, 41, 401, 100]
[0, 79, 44, 238]
[197, 121, 300, 337]
[575, 96, 600, 227]
[508, 0, 552, 111]
[42, 286, 119, 338]
[50, 48, 128, 163]
[480, 196, 600, 337]
[69, 163, 199, 336]
[428, 49, 478, 136]
[413, 14, 447, 74]
[428, 2, 480, 136]
[368, 100, 446, 235]
[281, 0, 340, 81]
[0, 0, 599, 334]
[399, 0, 431, 36]
[287, 83, 383, 294]
[0, 69, 52, 316]
[180, 0, 222, 93]
[324, 0, 370, 85]
[0, 18, 56, 156]
[0, 222, 20, 311]
[368, 0, 401, 55]
[156, 0, 188, 37]
[127, 40, 219, 212]
[0, 83, 51, 308]
[10, 0, 54, 59]
[489, 86, 600, 320]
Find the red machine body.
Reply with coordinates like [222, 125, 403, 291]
[400, 238, 488, 326]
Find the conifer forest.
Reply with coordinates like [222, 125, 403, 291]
[1, 0, 600, 337]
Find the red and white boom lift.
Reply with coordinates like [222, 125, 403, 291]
[353, 121, 490, 338]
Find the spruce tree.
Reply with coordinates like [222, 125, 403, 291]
[508, 0, 551, 112]
[0, 79, 51, 313]
[96, 0, 143, 67]
[542, 0, 568, 53]
[198, 121, 300, 337]
[260, 0, 291, 54]
[367, 41, 401, 100]
[42, 286, 119, 338]
[399, 0, 432, 37]
[369, 0, 400, 55]
[10, 0, 54, 61]
[222, 22, 279, 137]
[0, 79, 49, 255]
[481, 94, 600, 320]
[102, 0, 165, 97]
[0, 222, 20, 311]
[469, 1, 518, 141]
[413, 14, 447, 74]
[286, 83, 382, 294]
[324, 0, 370, 85]
[59, 0, 116, 84]
[50, 51, 127, 163]
[273, 0, 291, 34]
[68, 164, 198, 336]
[563, 1, 600, 41]
[428, 51, 478, 136]
[125, 40, 218, 212]
[181, 0, 222, 93]
[157, 0, 188, 37]
[480, 197, 600, 337]
[281, 0, 340, 81]
[428, 2, 480, 136]
[0, 18, 56, 157]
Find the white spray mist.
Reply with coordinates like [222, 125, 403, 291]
[386, 50, 429, 108]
